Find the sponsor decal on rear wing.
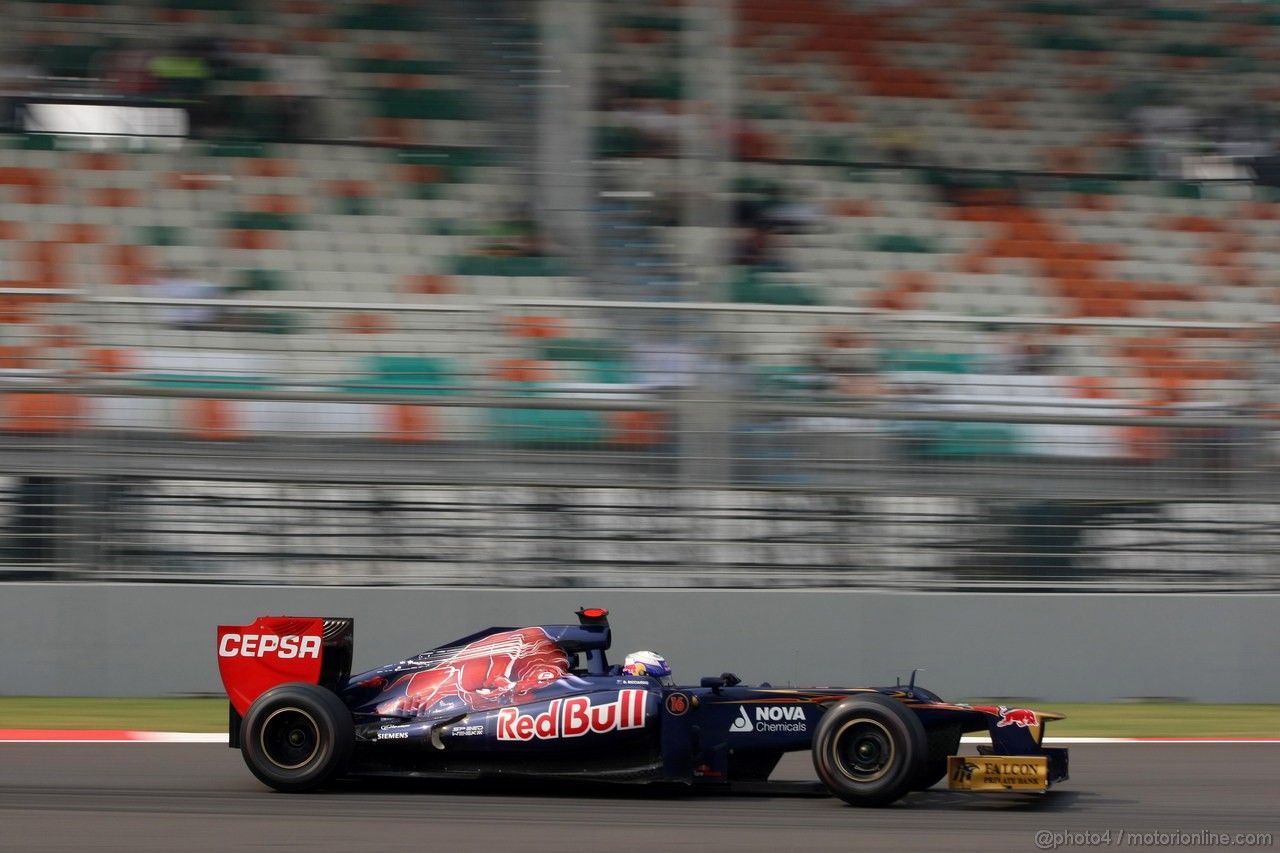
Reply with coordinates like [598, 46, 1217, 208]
[217, 616, 351, 715]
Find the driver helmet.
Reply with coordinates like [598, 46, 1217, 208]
[622, 650, 671, 681]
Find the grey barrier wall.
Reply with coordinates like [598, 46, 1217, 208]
[3, 584, 1277, 704]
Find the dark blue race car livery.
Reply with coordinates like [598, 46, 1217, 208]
[217, 608, 1069, 806]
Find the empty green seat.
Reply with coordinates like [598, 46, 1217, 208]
[450, 256, 567, 277]
[202, 141, 273, 158]
[373, 89, 474, 121]
[540, 339, 619, 362]
[338, 356, 459, 395]
[221, 64, 268, 83]
[140, 225, 186, 246]
[620, 14, 683, 31]
[237, 269, 286, 292]
[870, 234, 935, 253]
[225, 212, 303, 231]
[910, 422, 1022, 457]
[1143, 7, 1209, 21]
[729, 271, 821, 306]
[881, 349, 975, 373]
[1034, 32, 1106, 51]
[488, 406, 607, 447]
[1158, 43, 1232, 59]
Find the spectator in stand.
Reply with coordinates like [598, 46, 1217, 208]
[98, 38, 156, 99]
[808, 328, 883, 398]
[266, 43, 330, 140]
[151, 267, 226, 331]
[981, 327, 1056, 375]
[734, 224, 773, 268]
[483, 209, 549, 257]
[876, 124, 927, 166]
[148, 42, 209, 103]
[618, 97, 681, 157]
[0, 48, 41, 132]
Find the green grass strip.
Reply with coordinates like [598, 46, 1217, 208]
[1030, 703, 1280, 738]
[0, 698, 228, 732]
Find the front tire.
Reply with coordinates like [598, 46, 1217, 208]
[240, 683, 354, 792]
[812, 694, 926, 807]
[914, 723, 963, 791]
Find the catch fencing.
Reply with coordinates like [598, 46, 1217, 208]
[1, 289, 1279, 591]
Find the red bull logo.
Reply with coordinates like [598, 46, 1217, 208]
[496, 690, 647, 741]
[997, 706, 1038, 728]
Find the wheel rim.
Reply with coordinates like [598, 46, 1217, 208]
[260, 707, 322, 770]
[832, 718, 895, 783]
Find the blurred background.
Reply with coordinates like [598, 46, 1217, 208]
[2, 0, 1280, 593]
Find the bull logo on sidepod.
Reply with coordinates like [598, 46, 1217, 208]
[375, 627, 569, 716]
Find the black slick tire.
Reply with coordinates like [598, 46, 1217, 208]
[240, 682, 354, 793]
[812, 694, 926, 807]
[913, 723, 963, 791]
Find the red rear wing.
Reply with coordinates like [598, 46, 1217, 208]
[217, 616, 353, 715]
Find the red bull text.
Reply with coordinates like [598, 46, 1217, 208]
[496, 690, 647, 741]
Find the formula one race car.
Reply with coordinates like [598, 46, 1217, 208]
[217, 608, 1068, 806]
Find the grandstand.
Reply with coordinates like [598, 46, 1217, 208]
[0, 0, 1278, 589]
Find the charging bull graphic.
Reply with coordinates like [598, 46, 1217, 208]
[373, 627, 570, 716]
[996, 707, 1039, 728]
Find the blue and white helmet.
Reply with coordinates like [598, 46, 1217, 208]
[623, 650, 671, 681]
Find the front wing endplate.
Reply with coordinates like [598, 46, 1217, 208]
[947, 755, 1049, 792]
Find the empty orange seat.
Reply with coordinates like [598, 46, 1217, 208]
[340, 313, 390, 334]
[505, 316, 563, 339]
[381, 405, 437, 443]
[3, 392, 84, 433]
[1072, 377, 1110, 400]
[104, 245, 153, 283]
[240, 159, 295, 178]
[0, 345, 31, 368]
[327, 180, 375, 198]
[493, 359, 553, 383]
[889, 271, 932, 292]
[248, 195, 307, 215]
[226, 230, 281, 251]
[41, 324, 81, 348]
[74, 152, 124, 171]
[952, 254, 990, 274]
[86, 348, 133, 373]
[55, 223, 106, 244]
[831, 200, 874, 217]
[397, 164, 443, 184]
[1165, 215, 1224, 233]
[186, 399, 243, 441]
[165, 172, 226, 191]
[404, 274, 455, 296]
[89, 188, 142, 207]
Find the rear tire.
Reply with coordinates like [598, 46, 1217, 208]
[812, 694, 926, 807]
[240, 683, 354, 792]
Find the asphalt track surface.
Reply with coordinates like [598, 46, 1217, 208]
[0, 744, 1276, 852]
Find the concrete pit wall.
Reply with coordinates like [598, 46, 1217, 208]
[2, 584, 1276, 703]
